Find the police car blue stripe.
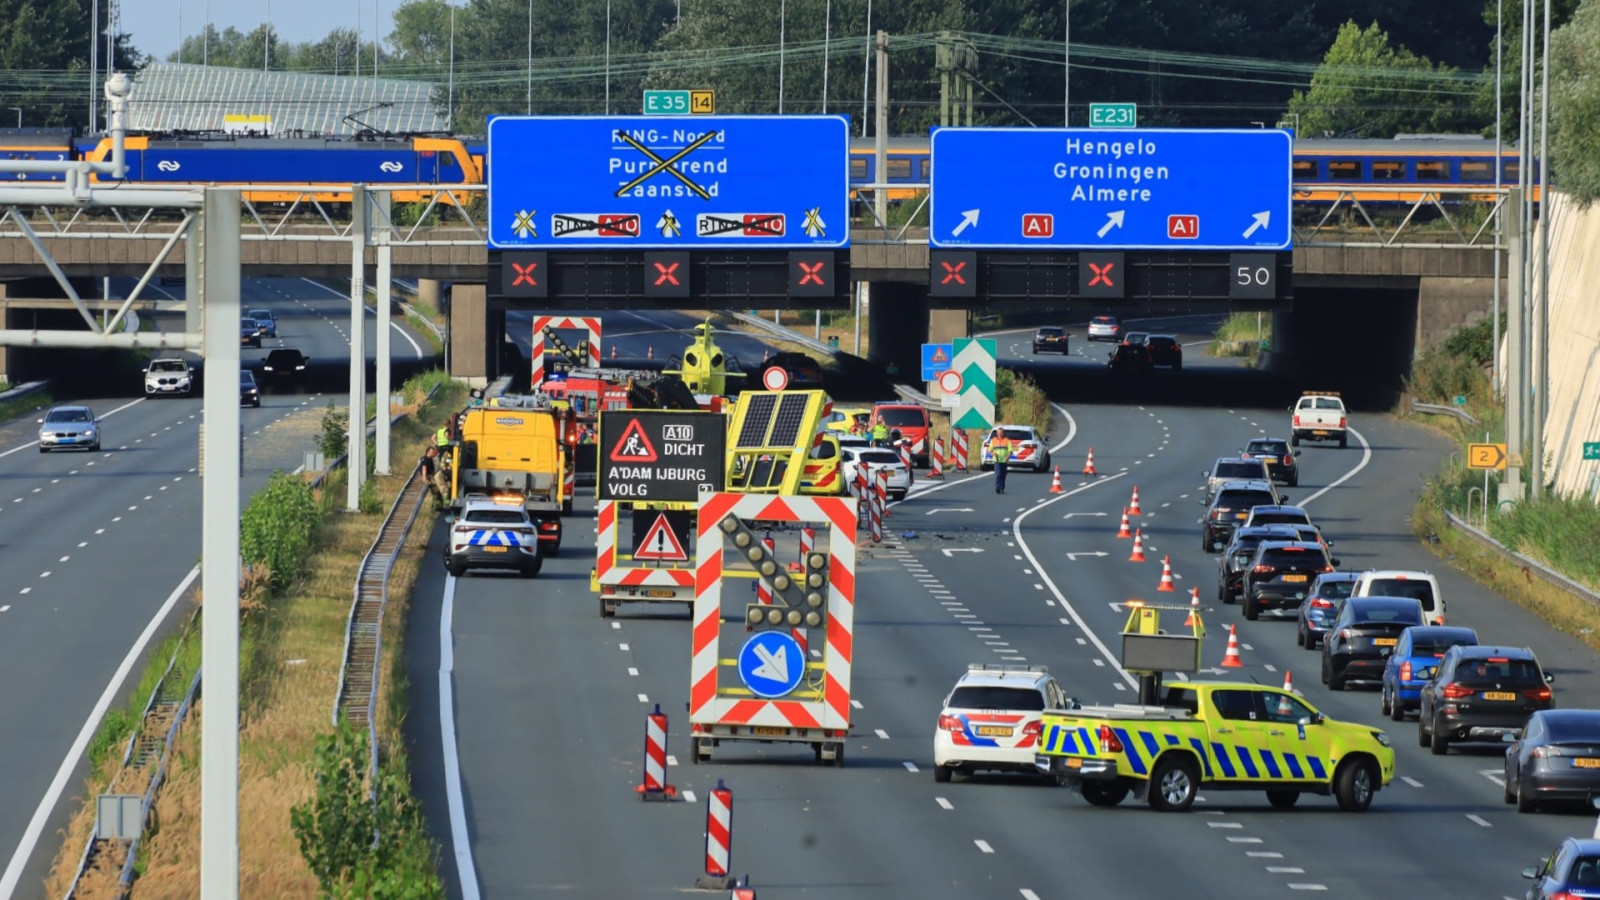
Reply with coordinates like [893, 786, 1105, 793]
[1139, 731, 1161, 758]
[1308, 757, 1327, 780]
[1078, 727, 1095, 757]
[1060, 729, 1078, 754]
[1113, 728, 1147, 775]
[1260, 749, 1282, 779]
[1235, 745, 1260, 778]
[1210, 742, 1237, 777]
[1164, 734, 1180, 746]
[1283, 753, 1305, 779]
[1189, 738, 1213, 777]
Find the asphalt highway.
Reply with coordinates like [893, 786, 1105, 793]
[410, 340, 1600, 898]
[0, 277, 428, 900]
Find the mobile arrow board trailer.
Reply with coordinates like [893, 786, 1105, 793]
[689, 492, 858, 765]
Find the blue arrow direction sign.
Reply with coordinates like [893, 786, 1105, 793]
[737, 631, 807, 699]
[929, 127, 1292, 251]
[487, 115, 851, 250]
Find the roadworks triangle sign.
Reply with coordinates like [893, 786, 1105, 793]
[610, 418, 658, 462]
[931, 347, 948, 363]
[634, 513, 688, 562]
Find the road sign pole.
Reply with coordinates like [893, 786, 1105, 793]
[374, 190, 392, 475]
[347, 184, 368, 512]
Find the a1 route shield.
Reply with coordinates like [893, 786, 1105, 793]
[488, 115, 851, 250]
[737, 631, 806, 699]
[930, 127, 1292, 251]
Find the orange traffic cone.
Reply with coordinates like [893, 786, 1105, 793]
[1129, 529, 1147, 562]
[1128, 486, 1143, 516]
[1116, 509, 1133, 538]
[1283, 670, 1295, 693]
[1221, 625, 1244, 668]
[1156, 555, 1176, 591]
[1184, 587, 1200, 626]
[1082, 447, 1098, 476]
[1278, 672, 1295, 715]
[1048, 466, 1064, 494]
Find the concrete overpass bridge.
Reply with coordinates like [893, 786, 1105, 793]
[0, 185, 1506, 386]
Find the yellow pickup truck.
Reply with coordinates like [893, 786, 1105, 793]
[1035, 681, 1395, 812]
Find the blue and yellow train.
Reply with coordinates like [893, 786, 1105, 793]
[0, 127, 1537, 205]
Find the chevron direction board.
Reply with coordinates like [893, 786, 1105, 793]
[487, 115, 850, 250]
[951, 338, 997, 431]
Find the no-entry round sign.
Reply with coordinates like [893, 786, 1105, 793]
[762, 366, 790, 391]
[937, 369, 963, 394]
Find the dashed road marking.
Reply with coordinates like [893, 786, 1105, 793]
[1288, 886, 1328, 892]
[1208, 821, 1243, 829]
[619, 643, 630, 651]
[1020, 890, 1040, 900]
[1247, 851, 1283, 858]
[974, 840, 994, 854]
[851, 699, 864, 709]
[936, 797, 953, 810]
[627, 667, 639, 677]
[636, 693, 649, 703]
[682, 789, 696, 803]
[1466, 814, 1492, 828]
[1268, 867, 1306, 874]
[875, 729, 890, 740]
[17, 589, 28, 595]
[1480, 769, 1506, 787]
[1226, 836, 1263, 843]
[1401, 776, 1424, 788]
[903, 761, 919, 772]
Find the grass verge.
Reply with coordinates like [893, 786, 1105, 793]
[43, 371, 463, 899]
[1208, 311, 1271, 360]
[684, 310, 871, 360]
[1406, 318, 1600, 650]
[0, 389, 52, 425]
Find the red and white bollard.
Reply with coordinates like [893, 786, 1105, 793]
[697, 779, 735, 890]
[928, 437, 945, 479]
[729, 875, 757, 899]
[636, 703, 677, 800]
[897, 440, 913, 471]
[875, 467, 890, 517]
[952, 429, 969, 472]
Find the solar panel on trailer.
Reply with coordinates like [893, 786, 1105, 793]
[768, 394, 811, 447]
[736, 394, 777, 448]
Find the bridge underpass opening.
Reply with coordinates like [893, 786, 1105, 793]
[1001, 288, 1420, 414]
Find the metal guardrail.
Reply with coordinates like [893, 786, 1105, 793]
[1443, 511, 1600, 609]
[1410, 397, 1482, 425]
[332, 465, 430, 796]
[60, 611, 201, 900]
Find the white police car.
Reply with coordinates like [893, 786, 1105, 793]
[980, 424, 1051, 472]
[445, 497, 543, 578]
[933, 664, 1066, 783]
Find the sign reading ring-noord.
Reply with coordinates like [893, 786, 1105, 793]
[487, 115, 851, 250]
[598, 410, 727, 502]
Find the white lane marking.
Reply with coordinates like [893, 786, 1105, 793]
[58, 556, 69, 562]
[627, 667, 639, 677]
[1262, 663, 1275, 672]
[1247, 851, 1283, 858]
[974, 840, 995, 854]
[637, 693, 649, 703]
[1207, 821, 1243, 829]
[1059, 618, 1072, 626]
[1401, 776, 1424, 788]
[875, 729, 891, 740]
[1288, 886, 1328, 892]
[1092, 659, 1105, 667]
[1296, 427, 1372, 508]
[611, 622, 621, 630]
[1226, 836, 1263, 843]
[936, 797, 954, 810]
[682, 790, 697, 803]
[903, 761, 919, 772]
[851, 700, 863, 709]
[39, 572, 50, 578]
[619, 643, 630, 651]
[0, 606, 7, 612]
[0, 565, 198, 900]
[1480, 769, 1506, 787]
[1075, 637, 1087, 645]
[1466, 814, 1492, 828]
[1111, 682, 1127, 691]
[666, 755, 678, 766]
[0, 396, 146, 459]
[436, 575, 483, 900]
[17, 588, 28, 595]
[1268, 867, 1306, 874]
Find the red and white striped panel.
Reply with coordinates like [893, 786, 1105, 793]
[530, 315, 604, 388]
[595, 500, 695, 587]
[690, 493, 857, 731]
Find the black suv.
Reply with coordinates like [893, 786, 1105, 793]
[1032, 326, 1069, 354]
[1107, 342, 1151, 373]
[262, 348, 310, 384]
[1201, 480, 1279, 552]
[1216, 524, 1303, 603]
[1321, 596, 1425, 690]
[1419, 645, 1555, 754]
[1243, 437, 1300, 486]
[1145, 334, 1182, 369]
[1240, 540, 1339, 620]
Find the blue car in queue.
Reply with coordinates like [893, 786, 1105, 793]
[1297, 571, 1360, 650]
[1523, 838, 1600, 899]
[1380, 626, 1479, 722]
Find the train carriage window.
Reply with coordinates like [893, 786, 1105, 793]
[886, 158, 912, 181]
[850, 157, 868, 180]
[1414, 160, 1448, 181]
[1503, 159, 1521, 182]
[919, 158, 931, 181]
[1293, 160, 1320, 181]
[1458, 159, 1493, 182]
[1327, 160, 1361, 180]
[1370, 160, 1405, 180]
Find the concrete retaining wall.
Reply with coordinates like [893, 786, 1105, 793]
[1541, 193, 1600, 500]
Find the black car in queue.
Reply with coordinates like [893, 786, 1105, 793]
[1239, 540, 1340, 621]
[1145, 334, 1182, 369]
[1419, 644, 1555, 755]
[1297, 571, 1361, 649]
[1321, 596, 1426, 691]
[1216, 524, 1303, 604]
[1243, 437, 1300, 486]
[1032, 326, 1069, 354]
[1201, 480, 1279, 552]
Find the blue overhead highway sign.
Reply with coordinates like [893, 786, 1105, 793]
[737, 631, 806, 699]
[929, 127, 1292, 251]
[487, 115, 850, 250]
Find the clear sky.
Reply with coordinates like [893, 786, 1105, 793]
[120, 0, 399, 63]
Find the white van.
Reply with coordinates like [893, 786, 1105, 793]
[1352, 570, 1445, 625]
